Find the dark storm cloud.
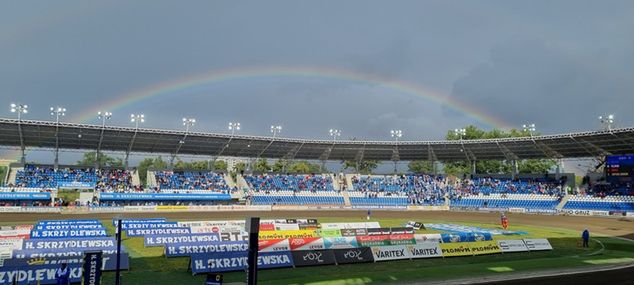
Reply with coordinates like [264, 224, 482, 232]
[1, 0, 633, 156]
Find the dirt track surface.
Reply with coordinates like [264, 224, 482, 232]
[3, 210, 633, 239]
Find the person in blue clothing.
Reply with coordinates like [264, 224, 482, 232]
[55, 262, 70, 285]
[582, 228, 590, 248]
[367, 208, 371, 220]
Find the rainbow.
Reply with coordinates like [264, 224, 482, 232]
[2, 66, 510, 160]
[72, 66, 510, 128]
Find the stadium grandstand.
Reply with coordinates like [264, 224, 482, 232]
[0, 117, 633, 213]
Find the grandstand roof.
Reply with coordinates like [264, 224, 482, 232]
[1, 118, 633, 161]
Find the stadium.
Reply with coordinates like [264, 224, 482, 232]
[2, 2, 634, 285]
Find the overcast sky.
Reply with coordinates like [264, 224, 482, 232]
[1, 0, 633, 167]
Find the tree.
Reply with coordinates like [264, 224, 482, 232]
[272, 160, 289, 173]
[253, 158, 271, 172]
[233, 162, 246, 173]
[408, 160, 433, 173]
[343, 160, 378, 174]
[213, 160, 228, 171]
[174, 160, 208, 170]
[443, 125, 556, 175]
[0, 166, 6, 185]
[77, 152, 123, 168]
[137, 156, 168, 185]
[285, 161, 322, 173]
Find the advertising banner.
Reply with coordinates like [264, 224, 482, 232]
[340, 228, 368, 237]
[23, 237, 116, 251]
[113, 218, 166, 226]
[258, 230, 318, 240]
[121, 222, 179, 230]
[414, 234, 442, 243]
[125, 227, 191, 237]
[190, 225, 245, 234]
[82, 251, 103, 285]
[407, 242, 442, 259]
[99, 192, 231, 201]
[291, 249, 336, 267]
[0, 263, 82, 285]
[357, 235, 390, 247]
[274, 223, 300, 231]
[219, 232, 249, 242]
[323, 237, 359, 249]
[190, 251, 293, 274]
[259, 223, 275, 231]
[11, 249, 119, 259]
[39, 220, 100, 225]
[318, 229, 341, 238]
[389, 234, 416, 245]
[523, 239, 553, 251]
[34, 224, 104, 231]
[321, 222, 381, 229]
[3, 252, 129, 271]
[176, 220, 244, 228]
[165, 241, 248, 257]
[30, 229, 108, 239]
[0, 239, 23, 251]
[0, 192, 51, 200]
[258, 239, 291, 252]
[289, 238, 325, 251]
[333, 247, 374, 264]
[497, 240, 529, 252]
[144, 233, 221, 247]
[367, 228, 392, 236]
[0, 230, 30, 239]
[440, 241, 501, 257]
[58, 181, 95, 189]
[370, 245, 410, 261]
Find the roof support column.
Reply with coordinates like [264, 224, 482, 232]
[511, 160, 518, 180]
[471, 160, 477, 176]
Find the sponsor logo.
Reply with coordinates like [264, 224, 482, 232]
[302, 252, 324, 263]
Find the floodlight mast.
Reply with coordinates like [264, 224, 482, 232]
[50, 106, 66, 169]
[125, 114, 145, 169]
[390, 129, 403, 174]
[599, 114, 615, 131]
[523, 123, 536, 137]
[95, 111, 112, 169]
[171, 117, 196, 167]
[10, 103, 28, 164]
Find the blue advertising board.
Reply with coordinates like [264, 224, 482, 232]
[144, 233, 221, 247]
[0, 263, 82, 285]
[38, 219, 100, 225]
[121, 222, 179, 230]
[165, 241, 248, 257]
[0, 192, 51, 200]
[2, 252, 130, 271]
[30, 229, 108, 238]
[190, 251, 294, 274]
[112, 218, 166, 226]
[99, 193, 231, 201]
[23, 237, 117, 251]
[57, 181, 95, 189]
[12, 249, 121, 259]
[34, 224, 105, 231]
[125, 227, 191, 237]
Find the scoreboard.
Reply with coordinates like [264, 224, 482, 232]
[605, 155, 634, 183]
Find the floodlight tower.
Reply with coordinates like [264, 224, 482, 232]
[125, 114, 145, 169]
[50, 106, 66, 169]
[599, 114, 615, 131]
[522, 123, 536, 137]
[390, 130, 403, 174]
[270, 125, 282, 138]
[95, 111, 112, 169]
[229, 122, 241, 136]
[10, 103, 28, 164]
[171, 117, 196, 167]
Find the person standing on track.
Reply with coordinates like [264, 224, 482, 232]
[582, 228, 590, 248]
[500, 212, 509, 230]
[367, 208, 371, 220]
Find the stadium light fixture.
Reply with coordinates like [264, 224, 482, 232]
[228, 122, 241, 136]
[10, 103, 28, 120]
[130, 114, 145, 128]
[97, 111, 112, 127]
[329, 129, 341, 142]
[270, 125, 282, 138]
[522, 123, 536, 137]
[599, 114, 615, 131]
[50, 106, 66, 123]
[390, 129, 403, 141]
[454, 128, 466, 140]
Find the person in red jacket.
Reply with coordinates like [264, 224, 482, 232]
[501, 212, 509, 230]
